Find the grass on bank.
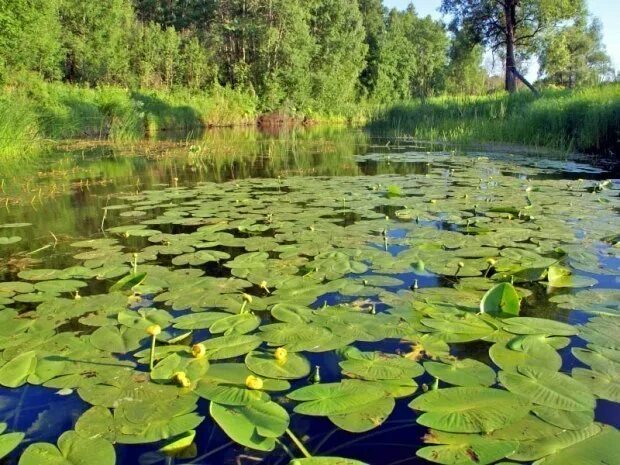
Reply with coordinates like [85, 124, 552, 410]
[369, 84, 620, 154]
[0, 79, 260, 158]
[0, 78, 618, 159]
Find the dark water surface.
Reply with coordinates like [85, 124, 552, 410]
[0, 126, 618, 465]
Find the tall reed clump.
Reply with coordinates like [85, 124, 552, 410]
[134, 86, 258, 132]
[0, 96, 40, 159]
[369, 83, 620, 154]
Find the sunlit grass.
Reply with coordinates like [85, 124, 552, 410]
[369, 84, 620, 154]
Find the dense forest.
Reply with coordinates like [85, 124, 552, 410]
[0, 0, 615, 114]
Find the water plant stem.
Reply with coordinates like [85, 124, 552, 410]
[285, 428, 311, 458]
[149, 335, 157, 371]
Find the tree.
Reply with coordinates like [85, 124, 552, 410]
[306, 0, 368, 112]
[358, 0, 386, 97]
[539, 16, 613, 87]
[0, 0, 63, 80]
[441, 0, 584, 93]
[445, 29, 487, 95]
[60, 0, 134, 84]
[374, 7, 448, 102]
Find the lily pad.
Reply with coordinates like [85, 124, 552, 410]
[18, 431, 115, 465]
[424, 359, 496, 387]
[499, 366, 595, 411]
[210, 399, 289, 451]
[409, 387, 531, 433]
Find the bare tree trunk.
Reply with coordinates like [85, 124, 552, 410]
[504, 1, 517, 93]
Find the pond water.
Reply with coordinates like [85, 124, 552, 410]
[0, 127, 619, 465]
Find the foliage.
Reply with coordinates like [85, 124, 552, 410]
[441, 0, 587, 92]
[539, 16, 614, 88]
[370, 83, 620, 154]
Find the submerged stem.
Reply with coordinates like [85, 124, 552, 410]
[286, 428, 311, 458]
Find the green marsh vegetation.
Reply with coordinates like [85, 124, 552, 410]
[370, 84, 620, 154]
[1, 0, 618, 158]
[0, 0, 619, 462]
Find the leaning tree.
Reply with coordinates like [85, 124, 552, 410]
[441, 0, 584, 93]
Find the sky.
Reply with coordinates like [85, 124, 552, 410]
[382, 0, 620, 75]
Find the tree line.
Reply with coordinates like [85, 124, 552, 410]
[0, 0, 614, 114]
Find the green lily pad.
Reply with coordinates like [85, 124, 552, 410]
[196, 335, 262, 360]
[329, 396, 395, 433]
[288, 380, 388, 416]
[499, 366, 595, 411]
[18, 431, 115, 465]
[90, 326, 147, 353]
[418, 430, 518, 465]
[502, 317, 577, 337]
[489, 338, 562, 372]
[289, 459, 368, 465]
[210, 399, 289, 451]
[339, 350, 424, 380]
[571, 367, 620, 402]
[0, 351, 37, 388]
[409, 387, 531, 433]
[547, 265, 597, 288]
[480, 283, 521, 316]
[530, 424, 620, 465]
[0, 424, 24, 460]
[424, 359, 496, 387]
[209, 312, 261, 336]
[531, 405, 594, 430]
[245, 350, 311, 380]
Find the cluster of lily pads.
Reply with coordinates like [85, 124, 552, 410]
[0, 153, 619, 465]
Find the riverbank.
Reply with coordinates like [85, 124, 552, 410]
[1, 81, 618, 159]
[368, 84, 620, 155]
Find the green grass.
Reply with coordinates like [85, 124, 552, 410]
[1, 77, 618, 159]
[0, 77, 260, 156]
[0, 96, 40, 159]
[369, 84, 620, 154]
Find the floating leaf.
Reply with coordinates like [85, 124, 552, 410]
[288, 380, 387, 416]
[418, 430, 518, 465]
[480, 283, 520, 316]
[424, 359, 496, 387]
[18, 431, 115, 465]
[499, 366, 595, 411]
[410, 387, 531, 433]
[210, 399, 289, 451]
[0, 424, 24, 460]
[329, 396, 395, 433]
[289, 459, 368, 465]
[339, 351, 424, 380]
[109, 272, 147, 292]
[0, 351, 37, 388]
[245, 350, 311, 380]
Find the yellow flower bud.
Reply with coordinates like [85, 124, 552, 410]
[274, 347, 288, 362]
[245, 375, 263, 390]
[173, 372, 190, 388]
[146, 324, 162, 336]
[127, 293, 142, 305]
[457, 262, 465, 268]
[486, 258, 497, 266]
[242, 293, 253, 304]
[191, 343, 207, 359]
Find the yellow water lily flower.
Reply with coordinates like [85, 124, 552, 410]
[146, 324, 162, 336]
[174, 372, 191, 388]
[274, 347, 288, 363]
[191, 343, 207, 359]
[245, 375, 263, 390]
